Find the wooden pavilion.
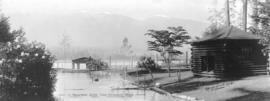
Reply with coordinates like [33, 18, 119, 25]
[191, 26, 268, 78]
[72, 57, 90, 69]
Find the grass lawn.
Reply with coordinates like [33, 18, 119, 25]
[126, 69, 270, 101]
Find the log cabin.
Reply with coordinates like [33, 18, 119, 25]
[191, 26, 268, 78]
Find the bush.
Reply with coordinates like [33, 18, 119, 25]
[1, 42, 56, 101]
[0, 16, 56, 101]
[86, 57, 108, 70]
[137, 56, 160, 72]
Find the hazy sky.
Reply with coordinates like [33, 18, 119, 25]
[2, 0, 222, 20]
[0, 0, 225, 53]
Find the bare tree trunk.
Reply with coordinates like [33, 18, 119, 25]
[226, 0, 231, 26]
[168, 60, 171, 77]
[177, 69, 180, 82]
[243, 0, 248, 32]
[168, 54, 172, 77]
[149, 69, 154, 82]
[145, 67, 154, 82]
[162, 55, 171, 77]
[162, 52, 172, 77]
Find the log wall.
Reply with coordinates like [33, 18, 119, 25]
[191, 40, 268, 78]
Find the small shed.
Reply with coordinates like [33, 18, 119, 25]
[191, 26, 268, 78]
[72, 57, 90, 69]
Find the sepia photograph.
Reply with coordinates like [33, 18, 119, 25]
[0, 0, 270, 101]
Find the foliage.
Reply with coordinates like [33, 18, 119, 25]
[145, 26, 190, 76]
[208, 0, 242, 28]
[137, 56, 159, 81]
[137, 56, 160, 71]
[86, 56, 108, 70]
[0, 16, 14, 43]
[202, 23, 223, 38]
[249, 0, 270, 51]
[0, 16, 56, 101]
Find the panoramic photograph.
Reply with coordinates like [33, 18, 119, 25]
[0, 0, 270, 101]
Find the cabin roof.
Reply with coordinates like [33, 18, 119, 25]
[72, 57, 90, 63]
[193, 26, 260, 43]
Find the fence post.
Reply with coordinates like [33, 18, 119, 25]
[131, 56, 133, 68]
[109, 56, 111, 68]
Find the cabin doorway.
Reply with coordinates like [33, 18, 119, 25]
[201, 56, 215, 72]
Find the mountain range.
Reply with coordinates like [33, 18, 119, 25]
[7, 12, 209, 58]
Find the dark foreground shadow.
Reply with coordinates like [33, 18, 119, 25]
[161, 76, 239, 93]
[225, 88, 270, 101]
[127, 69, 191, 77]
[0, 71, 57, 101]
[0, 96, 57, 101]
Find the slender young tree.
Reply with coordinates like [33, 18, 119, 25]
[60, 34, 71, 60]
[145, 26, 190, 77]
[120, 37, 133, 56]
[137, 56, 159, 81]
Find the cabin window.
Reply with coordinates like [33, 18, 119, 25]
[201, 56, 215, 72]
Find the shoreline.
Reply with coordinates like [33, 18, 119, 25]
[54, 68, 270, 101]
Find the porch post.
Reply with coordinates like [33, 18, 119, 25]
[72, 63, 75, 69]
[77, 63, 80, 70]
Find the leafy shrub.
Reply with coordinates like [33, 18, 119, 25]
[0, 16, 56, 101]
[137, 56, 160, 71]
[86, 57, 108, 70]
